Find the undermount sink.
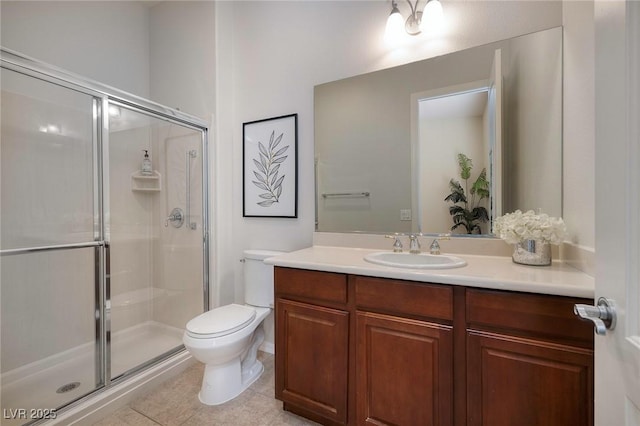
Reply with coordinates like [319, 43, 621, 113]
[364, 251, 467, 269]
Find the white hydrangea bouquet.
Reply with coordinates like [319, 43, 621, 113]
[494, 210, 567, 265]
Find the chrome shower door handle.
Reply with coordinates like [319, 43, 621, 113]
[574, 297, 617, 336]
[186, 149, 197, 230]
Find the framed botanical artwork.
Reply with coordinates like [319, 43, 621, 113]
[243, 113, 298, 218]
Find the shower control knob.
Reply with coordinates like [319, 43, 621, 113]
[165, 207, 184, 228]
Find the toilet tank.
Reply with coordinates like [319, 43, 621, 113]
[243, 249, 286, 308]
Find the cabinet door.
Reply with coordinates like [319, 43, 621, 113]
[356, 311, 453, 426]
[467, 330, 593, 426]
[276, 298, 349, 424]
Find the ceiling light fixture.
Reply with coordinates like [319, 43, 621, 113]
[385, 0, 444, 41]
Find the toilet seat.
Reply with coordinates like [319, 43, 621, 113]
[186, 304, 256, 338]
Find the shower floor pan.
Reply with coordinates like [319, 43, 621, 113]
[1, 321, 183, 425]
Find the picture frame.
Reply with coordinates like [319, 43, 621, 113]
[243, 113, 298, 218]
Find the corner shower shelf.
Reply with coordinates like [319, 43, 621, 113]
[131, 171, 161, 192]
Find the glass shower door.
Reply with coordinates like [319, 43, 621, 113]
[107, 103, 205, 378]
[1, 49, 209, 424]
[0, 68, 104, 421]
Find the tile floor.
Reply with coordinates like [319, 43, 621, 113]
[93, 352, 318, 426]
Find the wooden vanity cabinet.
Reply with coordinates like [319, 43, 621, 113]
[274, 267, 595, 426]
[354, 276, 454, 426]
[275, 267, 350, 425]
[465, 289, 594, 426]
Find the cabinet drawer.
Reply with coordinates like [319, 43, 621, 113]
[275, 267, 348, 305]
[355, 276, 453, 321]
[466, 288, 594, 346]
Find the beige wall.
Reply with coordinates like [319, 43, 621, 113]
[149, 1, 216, 122]
[502, 26, 563, 217]
[1, 1, 151, 98]
[563, 0, 596, 248]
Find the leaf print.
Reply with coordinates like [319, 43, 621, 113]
[253, 159, 266, 174]
[253, 171, 266, 184]
[258, 142, 268, 157]
[250, 129, 290, 208]
[268, 131, 275, 150]
[252, 180, 269, 191]
[273, 145, 289, 157]
[272, 133, 283, 150]
[273, 175, 285, 189]
[269, 164, 281, 177]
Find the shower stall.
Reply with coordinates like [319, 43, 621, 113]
[0, 49, 209, 424]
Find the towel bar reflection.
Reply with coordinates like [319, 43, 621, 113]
[322, 192, 370, 198]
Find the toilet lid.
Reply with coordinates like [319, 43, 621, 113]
[186, 304, 256, 338]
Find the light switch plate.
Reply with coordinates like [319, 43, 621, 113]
[400, 209, 412, 221]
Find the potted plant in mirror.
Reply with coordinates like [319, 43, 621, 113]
[444, 153, 490, 234]
[493, 209, 567, 266]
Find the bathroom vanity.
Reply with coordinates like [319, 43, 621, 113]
[267, 246, 594, 426]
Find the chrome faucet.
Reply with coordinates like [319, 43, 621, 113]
[408, 233, 423, 254]
[429, 234, 451, 255]
[385, 233, 404, 252]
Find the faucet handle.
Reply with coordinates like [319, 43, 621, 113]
[385, 233, 404, 252]
[429, 234, 451, 255]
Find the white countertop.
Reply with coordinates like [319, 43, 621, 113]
[264, 246, 595, 299]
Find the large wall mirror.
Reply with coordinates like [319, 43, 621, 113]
[315, 26, 562, 236]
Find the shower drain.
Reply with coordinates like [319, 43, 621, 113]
[56, 382, 81, 394]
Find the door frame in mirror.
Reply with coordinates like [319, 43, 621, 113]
[411, 79, 498, 235]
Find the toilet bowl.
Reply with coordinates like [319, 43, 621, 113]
[182, 249, 284, 405]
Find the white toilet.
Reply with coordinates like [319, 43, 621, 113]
[183, 249, 284, 405]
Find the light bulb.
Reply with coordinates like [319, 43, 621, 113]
[421, 0, 444, 33]
[39, 124, 61, 134]
[384, 5, 405, 44]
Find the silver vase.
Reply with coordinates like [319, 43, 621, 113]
[512, 239, 551, 266]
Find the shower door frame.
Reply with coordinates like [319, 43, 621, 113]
[0, 48, 210, 411]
